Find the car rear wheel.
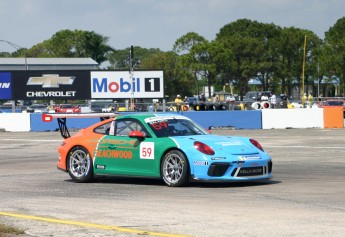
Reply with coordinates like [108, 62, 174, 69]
[161, 150, 189, 187]
[67, 146, 93, 183]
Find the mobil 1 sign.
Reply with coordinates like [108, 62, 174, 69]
[91, 71, 164, 99]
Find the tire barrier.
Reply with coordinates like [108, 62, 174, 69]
[261, 101, 271, 109]
[198, 103, 208, 111]
[208, 104, 216, 110]
[217, 104, 228, 110]
[251, 102, 262, 110]
[251, 101, 271, 110]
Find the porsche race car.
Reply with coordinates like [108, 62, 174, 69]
[54, 113, 273, 187]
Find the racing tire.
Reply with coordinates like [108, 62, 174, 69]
[261, 101, 271, 109]
[161, 150, 189, 187]
[208, 104, 216, 110]
[218, 104, 227, 110]
[251, 102, 262, 110]
[67, 146, 94, 183]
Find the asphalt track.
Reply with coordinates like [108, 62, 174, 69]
[0, 128, 345, 237]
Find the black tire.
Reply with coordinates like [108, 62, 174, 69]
[218, 104, 227, 110]
[67, 146, 94, 183]
[161, 150, 189, 187]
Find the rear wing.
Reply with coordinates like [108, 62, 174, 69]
[42, 113, 119, 139]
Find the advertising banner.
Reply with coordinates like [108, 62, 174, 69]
[11, 70, 91, 100]
[0, 72, 12, 99]
[91, 70, 164, 99]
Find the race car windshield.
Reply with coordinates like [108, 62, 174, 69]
[147, 118, 208, 137]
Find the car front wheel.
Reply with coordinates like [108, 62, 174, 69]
[161, 150, 189, 187]
[67, 146, 93, 183]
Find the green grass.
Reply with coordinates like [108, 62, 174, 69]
[0, 223, 25, 236]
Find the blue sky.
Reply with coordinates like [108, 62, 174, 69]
[1, 0, 344, 52]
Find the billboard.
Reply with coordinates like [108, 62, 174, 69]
[0, 72, 12, 99]
[91, 70, 164, 99]
[11, 70, 91, 100]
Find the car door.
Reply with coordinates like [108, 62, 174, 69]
[93, 118, 160, 177]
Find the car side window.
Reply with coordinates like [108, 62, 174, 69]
[94, 122, 112, 134]
[115, 119, 147, 136]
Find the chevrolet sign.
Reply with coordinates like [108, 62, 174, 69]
[27, 74, 75, 88]
[12, 70, 94, 100]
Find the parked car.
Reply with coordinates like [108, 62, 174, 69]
[320, 99, 345, 117]
[243, 91, 272, 110]
[56, 104, 81, 113]
[27, 104, 49, 113]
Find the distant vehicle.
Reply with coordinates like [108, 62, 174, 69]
[101, 104, 115, 113]
[243, 91, 271, 110]
[28, 104, 49, 113]
[243, 91, 288, 110]
[320, 100, 345, 117]
[56, 104, 81, 113]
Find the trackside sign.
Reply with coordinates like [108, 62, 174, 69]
[0, 72, 12, 99]
[91, 71, 164, 99]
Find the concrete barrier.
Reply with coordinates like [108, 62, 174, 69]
[30, 113, 101, 131]
[0, 109, 342, 132]
[261, 108, 324, 129]
[323, 107, 344, 128]
[0, 113, 31, 131]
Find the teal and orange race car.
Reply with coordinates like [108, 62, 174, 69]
[55, 113, 272, 187]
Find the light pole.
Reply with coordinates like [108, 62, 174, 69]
[0, 39, 28, 70]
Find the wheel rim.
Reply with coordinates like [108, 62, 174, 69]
[69, 149, 90, 178]
[162, 153, 184, 184]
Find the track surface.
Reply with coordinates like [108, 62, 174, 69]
[0, 129, 345, 237]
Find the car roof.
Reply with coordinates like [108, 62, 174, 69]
[116, 113, 188, 121]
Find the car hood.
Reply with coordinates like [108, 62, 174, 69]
[171, 134, 261, 155]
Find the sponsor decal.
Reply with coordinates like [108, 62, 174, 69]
[239, 167, 263, 175]
[99, 138, 136, 145]
[238, 155, 261, 161]
[26, 91, 76, 97]
[96, 150, 133, 159]
[96, 164, 106, 170]
[193, 161, 209, 166]
[0, 82, 11, 88]
[93, 77, 141, 93]
[211, 157, 226, 160]
[27, 74, 75, 88]
[0, 72, 12, 99]
[144, 116, 185, 123]
[25, 74, 77, 98]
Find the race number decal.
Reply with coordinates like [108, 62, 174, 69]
[140, 142, 154, 159]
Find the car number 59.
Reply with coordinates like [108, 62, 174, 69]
[140, 142, 155, 159]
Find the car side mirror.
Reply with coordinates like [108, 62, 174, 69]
[129, 130, 145, 140]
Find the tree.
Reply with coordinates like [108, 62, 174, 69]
[325, 17, 345, 96]
[107, 46, 161, 70]
[80, 31, 114, 64]
[216, 19, 281, 98]
[25, 30, 114, 64]
[141, 51, 195, 99]
[173, 32, 210, 96]
[173, 32, 207, 55]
